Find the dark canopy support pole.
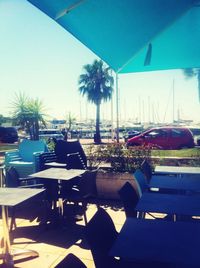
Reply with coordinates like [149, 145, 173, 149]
[116, 72, 119, 143]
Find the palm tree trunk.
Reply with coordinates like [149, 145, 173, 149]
[26, 122, 33, 140]
[34, 120, 39, 140]
[95, 103, 101, 144]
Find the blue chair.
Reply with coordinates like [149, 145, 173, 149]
[118, 182, 139, 218]
[85, 208, 147, 268]
[5, 139, 48, 177]
[140, 159, 153, 182]
[133, 169, 149, 197]
[84, 208, 119, 268]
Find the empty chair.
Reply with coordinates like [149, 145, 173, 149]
[5, 139, 48, 177]
[38, 152, 60, 208]
[62, 169, 99, 224]
[55, 140, 87, 167]
[66, 152, 87, 170]
[5, 166, 45, 231]
[84, 207, 120, 268]
[38, 140, 87, 171]
[59, 151, 86, 192]
[39, 150, 87, 171]
[55, 253, 86, 268]
[84, 207, 144, 268]
[133, 169, 173, 221]
[60, 152, 87, 208]
[140, 159, 153, 182]
[39, 151, 59, 170]
[140, 162, 172, 194]
[118, 182, 139, 218]
[5, 165, 26, 188]
[5, 166, 43, 188]
[133, 169, 149, 197]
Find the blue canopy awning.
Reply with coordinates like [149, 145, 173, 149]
[27, 0, 199, 73]
[120, 4, 200, 73]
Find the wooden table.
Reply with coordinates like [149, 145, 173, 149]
[29, 168, 86, 181]
[0, 187, 45, 267]
[110, 218, 200, 266]
[136, 192, 200, 218]
[29, 168, 86, 216]
[155, 165, 200, 175]
[150, 175, 200, 192]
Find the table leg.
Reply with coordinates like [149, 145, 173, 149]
[58, 198, 64, 216]
[0, 205, 39, 267]
[137, 211, 145, 219]
[1, 205, 13, 266]
[0, 166, 5, 187]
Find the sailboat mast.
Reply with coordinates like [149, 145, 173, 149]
[172, 79, 175, 124]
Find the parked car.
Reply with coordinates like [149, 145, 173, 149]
[126, 127, 195, 150]
[0, 127, 18, 143]
[123, 130, 141, 142]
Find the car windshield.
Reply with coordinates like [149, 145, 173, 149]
[145, 131, 159, 137]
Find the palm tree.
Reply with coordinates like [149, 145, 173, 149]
[12, 92, 46, 140]
[78, 60, 114, 144]
[64, 112, 76, 139]
[28, 98, 47, 140]
[183, 68, 200, 101]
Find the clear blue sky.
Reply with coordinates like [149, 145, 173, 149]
[0, 0, 200, 125]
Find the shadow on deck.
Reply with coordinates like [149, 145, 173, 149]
[0, 199, 125, 268]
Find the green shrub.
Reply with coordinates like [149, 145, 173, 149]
[86, 143, 151, 172]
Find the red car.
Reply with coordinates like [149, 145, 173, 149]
[126, 127, 195, 150]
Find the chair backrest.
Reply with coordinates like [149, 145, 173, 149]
[85, 208, 118, 268]
[118, 182, 139, 218]
[55, 253, 86, 268]
[141, 159, 152, 182]
[134, 169, 149, 197]
[55, 140, 87, 166]
[39, 152, 58, 170]
[5, 166, 20, 187]
[66, 152, 87, 170]
[79, 169, 98, 198]
[19, 139, 48, 161]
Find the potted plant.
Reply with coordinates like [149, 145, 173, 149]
[85, 143, 151, 199]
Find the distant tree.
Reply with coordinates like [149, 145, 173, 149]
[64, 112, 76, 139]
[183, 68, 200, 101]
[0, 114, 6, 126]
[12, 92, 46, 140]
[78, 60, 114, 144]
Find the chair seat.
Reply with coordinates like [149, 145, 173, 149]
[44, 162, 67, 168]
